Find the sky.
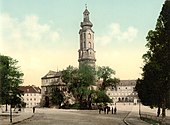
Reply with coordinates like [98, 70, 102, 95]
[0, 0, 165, 87]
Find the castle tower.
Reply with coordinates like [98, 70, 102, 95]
[78, 6, 96, 68]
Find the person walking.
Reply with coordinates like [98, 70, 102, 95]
[104, 106, 106, 114]
[111, 107, 113, 114]
[33, 106, 35, 113]
[114, 107, 117, 114]
[98, 105, 103, 114]
[106, 106, 110, 114]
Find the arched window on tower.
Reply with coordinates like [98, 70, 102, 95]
[84, 41, 86, 48]
[84, 33, 86, 39]
[88, 33, 91, 39]
[81, 42, 83, 49]
[89, 42, 91, 48]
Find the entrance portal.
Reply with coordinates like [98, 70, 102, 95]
[44, 96, 49, 107]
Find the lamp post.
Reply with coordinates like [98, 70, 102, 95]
[139, 99, 141, 117]
[9, 90, 13, 123]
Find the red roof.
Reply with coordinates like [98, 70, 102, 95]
[19, 85, 41, 94]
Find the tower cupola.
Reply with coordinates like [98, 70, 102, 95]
[81, 6, 93, 28]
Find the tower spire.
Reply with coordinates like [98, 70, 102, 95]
[81, 5, 93, 28]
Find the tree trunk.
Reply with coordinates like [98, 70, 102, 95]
[157, 107, 160, 117]
[162, 98, 166, 124]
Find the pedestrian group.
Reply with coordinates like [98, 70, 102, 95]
[98, 104, 117, 114]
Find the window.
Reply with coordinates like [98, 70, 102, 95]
[84, 33, 86, 39]
[34, 98, 36, 101]
[88, 33, 91, 39]
[118, 98, 121, 101]
[30, 98, 32, 101]
[84, 42, 86, 48]
[34, 93, 36, 96]
[89, 42, 91, 48]
[81, 42, 83, 49]
[44, 87, 47, 92]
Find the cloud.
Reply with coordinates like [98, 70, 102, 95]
[0, 13, 76, 86]
[0, 13, 60, 52]
[96, 23, 138, 46]
[95, 23, 143, 80]
[0, 14, 142, 86]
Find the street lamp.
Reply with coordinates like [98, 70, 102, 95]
[9, 90, 13, 123]
[139, 99, 141, 117]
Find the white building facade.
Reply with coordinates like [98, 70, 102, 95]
[19, 85, 41, 108]
[106, 80, 138, 104]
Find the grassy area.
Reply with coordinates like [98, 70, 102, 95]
[141, 117, 161, 125]
[142, 117, 170, 125]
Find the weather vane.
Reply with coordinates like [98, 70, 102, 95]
[85, 4, 87, 9]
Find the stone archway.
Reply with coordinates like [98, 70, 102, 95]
[118, 97, 121, 102]
[44, 96, 49, 107]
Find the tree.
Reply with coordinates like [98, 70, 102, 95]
[62, 63, 96, 109]
[135, 1, 170, 119]
[62, 64, 120, 109]
[51, 87, 64, 107]
[61, 65, 75, 85]
[94, 90, 112, 104]
[0, 55, 24, 110]
[96, 66, 120, 90]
